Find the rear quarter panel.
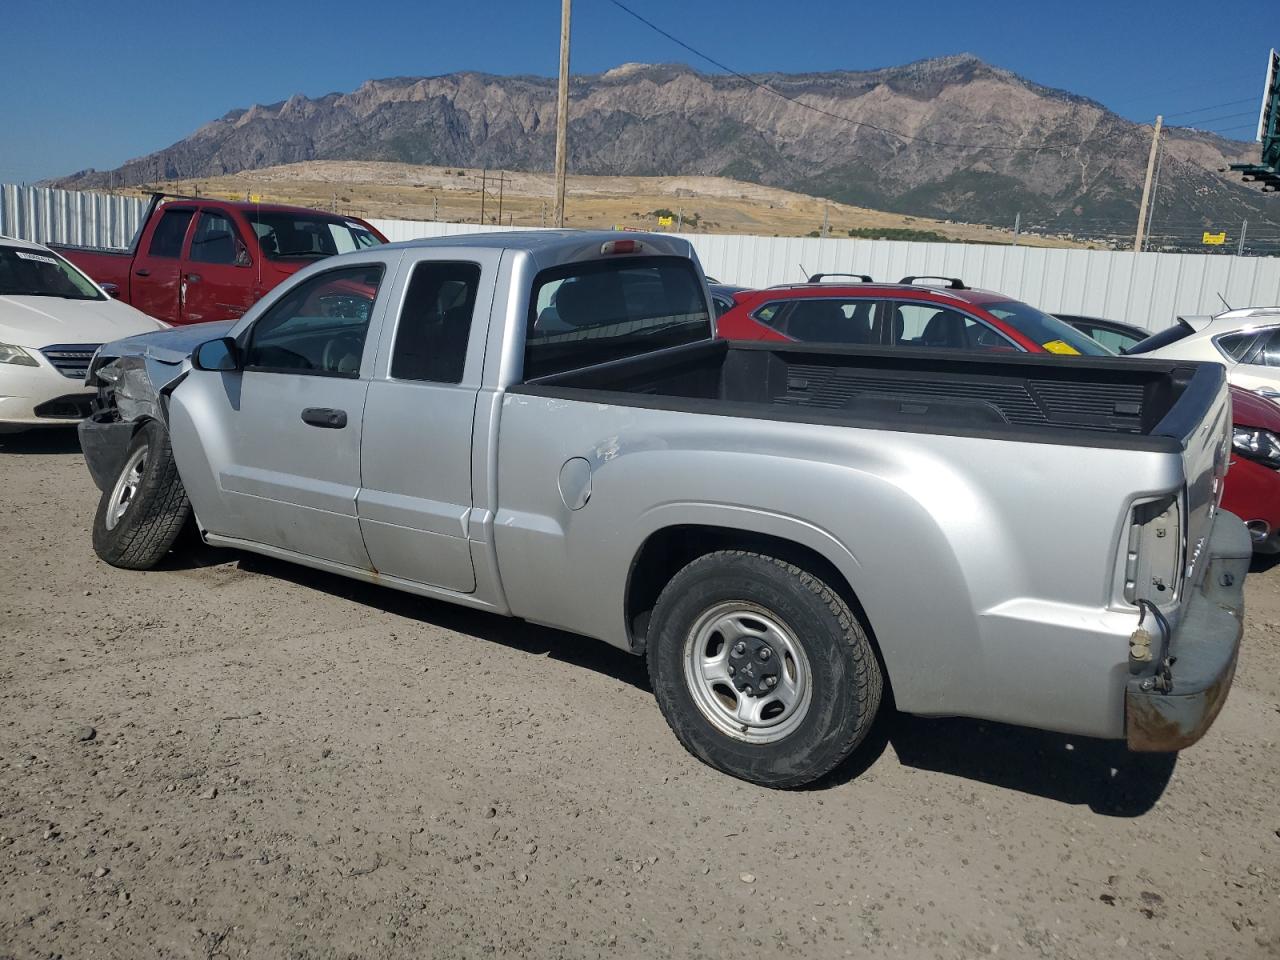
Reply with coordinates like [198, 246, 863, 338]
[494, 395, 1185, 738]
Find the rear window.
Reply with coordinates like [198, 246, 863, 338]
[524, 256, 711, 380]
[243, 211, 382, 260]
[985, 300, 1115, 356]
[1127, 319, 1196, 355]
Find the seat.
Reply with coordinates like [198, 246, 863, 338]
[920, 311, 966, 348]
[787, 300, 864, 343]
[552, 274, 626, 330]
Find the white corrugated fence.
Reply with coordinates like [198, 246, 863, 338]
[4, 184, 1278, 332]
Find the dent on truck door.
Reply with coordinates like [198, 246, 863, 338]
[181, 209, 255, 323]
[356, 252, 500, 593]
[168, 262, 390, 569]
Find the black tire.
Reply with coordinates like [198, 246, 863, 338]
[647, 550, 882, 788]
[91, 419, 191, 570]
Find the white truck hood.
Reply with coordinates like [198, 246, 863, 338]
[0, 294, 167, 348]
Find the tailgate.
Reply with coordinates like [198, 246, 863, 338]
[1159, 365, 1232, 595]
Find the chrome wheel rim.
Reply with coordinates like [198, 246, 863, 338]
[104, 445, 148, 531]
[683, 601, 812, 743]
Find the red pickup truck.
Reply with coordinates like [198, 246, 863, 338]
[53, 195, 386, 326]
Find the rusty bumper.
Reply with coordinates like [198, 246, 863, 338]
[1126, 510, 1250, 752]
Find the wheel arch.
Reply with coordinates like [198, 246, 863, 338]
[625, 521, 890, 695]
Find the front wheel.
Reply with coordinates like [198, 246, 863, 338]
[91, 419, 191, 570]
[647, 551, 882, 788]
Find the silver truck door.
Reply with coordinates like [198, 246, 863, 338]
[169, 261, 391, 570]
[356, 249, 501, 593]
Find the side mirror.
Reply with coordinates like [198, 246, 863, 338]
[192, 337, 239, 372]
[100, 282, 120, 298]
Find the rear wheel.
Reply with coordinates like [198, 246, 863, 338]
[92, 419, 191, 570]
[647, 550, 882, 788]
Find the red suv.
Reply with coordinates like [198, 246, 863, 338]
[716, 274, 1112, 357]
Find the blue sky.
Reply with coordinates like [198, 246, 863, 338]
[0, 0, 1271, 183]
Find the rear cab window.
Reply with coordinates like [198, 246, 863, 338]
[147, 208, 195, 258]
[524, 255, 711, 380]
[390, 261, 481, 384]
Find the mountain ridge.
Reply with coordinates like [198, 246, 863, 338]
[51, 56, 1272, 242]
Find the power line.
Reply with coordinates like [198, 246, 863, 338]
[1164, 97, 1259, 120]
[1170, 109, 1258, 129]
[606, 0, 1137, 155]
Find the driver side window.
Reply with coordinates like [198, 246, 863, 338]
[245, 264, 385, 377]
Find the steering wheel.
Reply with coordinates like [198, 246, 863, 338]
[322, 334, 363, 374]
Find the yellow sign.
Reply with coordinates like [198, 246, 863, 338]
[249, 194, 262, 204]
[1202, 231, 1226, 245]
[1042, 340, 1082, 356]
[657, 215, 674, 228]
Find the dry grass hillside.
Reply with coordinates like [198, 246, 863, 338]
[131, 160, 1090, 248]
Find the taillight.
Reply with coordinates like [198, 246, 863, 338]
[1123, 495, 1182, 605]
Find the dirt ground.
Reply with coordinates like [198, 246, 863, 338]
[1, 429, 1277, 960]
[127, 160, 1088, 248]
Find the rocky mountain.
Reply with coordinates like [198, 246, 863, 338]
[52, 56, 1272, 240]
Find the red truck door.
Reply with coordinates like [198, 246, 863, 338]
[130, 206, 195, 323]
[182, 208, 257, 324]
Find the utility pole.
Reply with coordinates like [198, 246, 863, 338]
[480, 168, 487, 225]
[432, 196, 438, 222]
[677, 206, 683, 231]
[1238, 219, 1248, 256]
[497, 170, 505, 225]
[553, 0, 572, 227]
[821, 204, 829, 239]
[541, 202, 547, 228]
[1134, 114, 1163, 252]
[1012, 211, 1021, 246]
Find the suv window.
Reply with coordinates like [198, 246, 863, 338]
[890, 302, 1014, 351]
[390, 261, 481, 383]
[755, 298, 880, 344]
[189, 211, 249, 265]
[245, 264, 385, 377]
[147, 209, 194, 259]
[525, 255, 710, 380]
[1248, 328, 1280, 368]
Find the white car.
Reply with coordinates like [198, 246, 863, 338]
[0, 236, 168, 432]
[1128, 306, 1280, 398]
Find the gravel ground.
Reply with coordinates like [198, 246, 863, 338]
[1, 429, 1277, 960]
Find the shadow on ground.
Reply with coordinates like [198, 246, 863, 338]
[823, 702, 1176, 816]
[0, 428, 82, 455]
[172, 541, 1175, 813]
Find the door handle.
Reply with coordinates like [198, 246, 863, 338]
[134, 268, 151, 277]
[301, 407, 348, 429]
[185, 273, 202, 283]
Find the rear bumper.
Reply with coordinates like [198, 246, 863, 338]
[1125, 510, 1250, 752]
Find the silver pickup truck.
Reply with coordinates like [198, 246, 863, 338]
[78, 231, 1249, 787]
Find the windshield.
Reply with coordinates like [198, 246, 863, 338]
[0, 245, 104, 300]
[985, 300, 1114, 356]
[525, 256, 712, 380]
[243, 212, 383, 260]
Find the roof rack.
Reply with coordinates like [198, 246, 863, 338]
[899, 275, 967, 290]
[808, 272, 873, 283]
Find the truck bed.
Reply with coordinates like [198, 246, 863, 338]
[516, 339, 1220, 451]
